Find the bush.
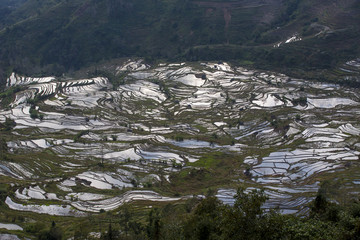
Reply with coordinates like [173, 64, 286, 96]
[3, 117, 16, 130]
[73, 130, 89, 142]
[174, 135, 184, 142]
[25, 222, 46, 234]
[29, 108, 39, 119]
[292, 97, 307, 106]
[0, 185, 8, 203]
[38, 221, 63, 240]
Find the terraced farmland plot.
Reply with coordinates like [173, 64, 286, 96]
[1, 60, 360, 225]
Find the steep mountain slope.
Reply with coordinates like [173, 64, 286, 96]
[0, 0, 359, 87]
[0, 0, 27, 26]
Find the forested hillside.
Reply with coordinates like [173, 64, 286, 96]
[0, 0, 359, 87]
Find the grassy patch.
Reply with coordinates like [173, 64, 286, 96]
[168, 152, 241, 195]
[189, 153, 223, 169]
[194, 124, 207, 133]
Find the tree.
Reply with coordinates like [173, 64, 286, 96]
[4, 117, 16, 130]
[220, 187, 284, 240]
[101, 224, 118, 240]
[0, 184, 7, 204]
[183, 196, 222, 240]
[119, 204, 131, 236]
[0, 138, 8, 160]
[38, 221, 63, 240]
[147, 208, 162, 240]
[74, 225, 90, 240]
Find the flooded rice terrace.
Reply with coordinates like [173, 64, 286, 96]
[1, 59, 360, 217]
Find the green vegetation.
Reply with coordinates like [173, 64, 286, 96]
[124, 186, 360, 240]
[0, 184, 8, 204]
[194, 125, 207, 133]
[38, 221, 63, 240]
[190, 153, 222, 169]
[5, 185, 358, 239]
[29, 106, 43, 120]
[0, 138, 10, 161]
[0, 1, 359, 239]
[0, 117, 16, 131]
[73, 130, 90, 142]
[0, 86, 21, 107]
[291, 97, 307, 106]
[0, 0, 359, 87]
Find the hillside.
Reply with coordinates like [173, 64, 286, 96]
[1, 1, 360, 239]
[1, 60, 360, 238]
[0, 0, 359, 88]
[0, 0, 27, 24]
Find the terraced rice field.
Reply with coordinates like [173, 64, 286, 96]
[0, 59, 360, 234]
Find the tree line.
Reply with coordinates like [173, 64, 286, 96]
[34, 185, 360, 240]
